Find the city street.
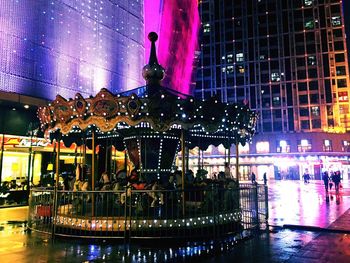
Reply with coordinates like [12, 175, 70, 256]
[1, 180, 350, 262]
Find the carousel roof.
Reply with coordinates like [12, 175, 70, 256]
[38, 33, 258, 149]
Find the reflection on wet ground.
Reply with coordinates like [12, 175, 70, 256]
[1, 181, 350, 262]
[0, 220, 319, 262]
[268, 180, 350, 228]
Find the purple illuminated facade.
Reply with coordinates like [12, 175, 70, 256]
[0, 0, 144, 100]
[144, 0, 200, 95]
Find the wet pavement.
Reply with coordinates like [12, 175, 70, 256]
[1, 180, 350, 262]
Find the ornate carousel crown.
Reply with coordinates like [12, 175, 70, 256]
[142, 32, 165, 86]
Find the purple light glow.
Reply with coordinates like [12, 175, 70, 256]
[0, 1, 144, 100]
[145, 0, 200, 95]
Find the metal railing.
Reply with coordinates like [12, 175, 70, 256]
[28, 183, 268, 240]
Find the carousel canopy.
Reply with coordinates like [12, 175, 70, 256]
[38, 33, 258, 150]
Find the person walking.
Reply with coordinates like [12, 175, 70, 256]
[332, 171, 341, 194]
[263, 172, 267, 185]
[322, 171, 329, 192]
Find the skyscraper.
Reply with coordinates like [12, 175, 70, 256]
[195, 0, 350, 180]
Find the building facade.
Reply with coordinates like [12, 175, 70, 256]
[0, 0, 145, 206]
[194, 0, 350, 180]
[0, 0, 144, 100]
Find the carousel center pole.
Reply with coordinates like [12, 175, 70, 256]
[181, 129, 185, 216]
[235, 139, 239, 183]
[91, 129, 95, 216]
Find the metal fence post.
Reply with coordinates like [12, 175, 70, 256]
[264, 184, 269, 230]
[254, 184, 260, 231]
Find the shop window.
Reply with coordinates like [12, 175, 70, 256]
[276, 140, 290, 153]
[323, 139, 332, 152]
[239, 143, 250, 154]
[256, 141, 269, 154]
[342, 140, 350, 152]
[298, 139, 312, 152]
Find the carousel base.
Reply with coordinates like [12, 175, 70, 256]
[29, 211, 244, 240]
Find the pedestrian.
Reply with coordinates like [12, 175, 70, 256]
[263, 172, 267, 185]
[332, 171, 341, 194]
[322, 171, 329, 192]
[251, 172, 256, 184]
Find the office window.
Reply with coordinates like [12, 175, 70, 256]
[271, 72, 281, 82]
[331, 16, 341, 26]
[203, 23, 211, 33]
[338, 92, 348, 102]
[307, 56, 316, 66]
[305, 20, 314, 30]
[236, 53, 244, 62]
[311, 106, 319, 116]
[304, 0, 313, 6]
[323, 140, 332, 152]
[337, 79, 347, 88]
[336, 66, 346, 76]
[298, 139, 312, 152]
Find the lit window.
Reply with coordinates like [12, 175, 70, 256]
[305, 20, 314, 30]
[237, 65, 245, 74]
[331, 16, 341, 27]
[338, 92, 348, 102]
[227, 53, 234, 63]
[311, 106, 320, 116]
[226, 66, 234, 74]
[304, 0, 313, 6]
[271, 72, 280, 82]
[298, 139, 311, 152]
[342, 140, 350, 152]
[273, 96, 280, 106]
[239, 143, 250, 154]
[203, 23, 211, 33]
[323, 140, 332, 152]
[259, 54, 266, 60]
[307, 56, 316, 66]
[236, 53, 244, 62]
[256, 141, 269, 154]
[277, 140, 290, 153]
[339, 105, 349, 114]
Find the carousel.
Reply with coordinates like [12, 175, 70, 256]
[28, 33, 261, 240]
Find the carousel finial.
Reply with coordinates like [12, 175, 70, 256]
[142, 32, 165, 86]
